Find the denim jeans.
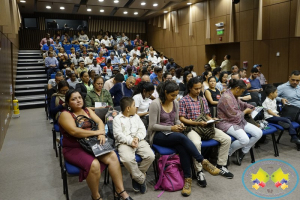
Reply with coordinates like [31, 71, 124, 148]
[153, 131, 204, 178]
[266, 117, 297, 136]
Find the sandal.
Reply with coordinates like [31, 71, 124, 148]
[114, 190, 133, 200]
[91, 195, 102, 200]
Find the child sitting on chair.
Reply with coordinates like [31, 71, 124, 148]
[262, 84, 300, 144]
[113, 97, 155, 194]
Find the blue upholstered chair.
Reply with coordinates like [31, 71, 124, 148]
[52, 123, 60, 157]
[261, 125, 279, 156]
[59, 136, 110, 200]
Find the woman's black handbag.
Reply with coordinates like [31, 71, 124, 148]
[75, 115, 113, 155]
[183, 98, 215, 140]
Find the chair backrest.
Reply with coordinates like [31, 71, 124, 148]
[94, 107, 109, 122]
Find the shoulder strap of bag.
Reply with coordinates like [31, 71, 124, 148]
[198, 97, 206, 120]
[155, 154, 175, 188]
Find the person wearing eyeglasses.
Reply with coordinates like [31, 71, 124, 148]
[110, 75, 136, 107]
[85, 76, 113, 110]
[50, 80, 70, 123]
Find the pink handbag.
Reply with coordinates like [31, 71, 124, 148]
[154, 154, 184, 192]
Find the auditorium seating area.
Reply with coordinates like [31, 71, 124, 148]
[1, 0, 300, 200]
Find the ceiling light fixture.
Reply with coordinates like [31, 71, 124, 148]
[20, 0, 26, 3]
[87, 8, 91, 12]
[114, 0, 119, 3]
[46, 6, 51, 9]
[60, 7, 65, 10]
[100, 9, 104, 12]
[141, 2, 146, 6]
[123, 11, 128, 14]
[164, 11, 168, 13]
[187, 3, 192, 5]
[153, 3, 158, 7]
[98, 0, 104, 2]
[134, 12, 138, 15]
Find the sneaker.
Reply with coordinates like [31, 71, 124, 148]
[181, 178, 192, 197]
[196, 171, 207, 187]
[132, 179, 140, 193]
[202, 159, 220, 176]
[278, 121, 290, 129]
[140, 179, 147, 194]
[217, 165, 234, 179]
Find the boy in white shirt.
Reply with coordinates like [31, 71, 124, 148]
[113, 97, 155, 194]
[262, 85, 300, 144]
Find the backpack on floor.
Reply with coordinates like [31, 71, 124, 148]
[154, 154, 184, 192]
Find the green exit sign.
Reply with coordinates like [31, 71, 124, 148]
[217, 29, 224, 35]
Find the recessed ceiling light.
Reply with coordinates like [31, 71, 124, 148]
[100, 9, 104, 12]
[87, 8, 91, 12]
[153, 3, 158, 7]
[163, 11, 168, 13]
[60, 7, 65, 10]
[134, 12, 138, 15]
[114, 0, 119, 3]
[123, 11, 128, 14]
[46, 6, 51, 9]
[98, 0, 104, 2]
[20, 0, 26, 3]
[141, 2, 146, 5]
[187, 3, 192, 5]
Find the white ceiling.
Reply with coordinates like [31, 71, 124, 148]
[18, 0, 205, 19]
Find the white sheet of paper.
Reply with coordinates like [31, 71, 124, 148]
[251, 107, 264, 118]
[95, 102, 107, 108]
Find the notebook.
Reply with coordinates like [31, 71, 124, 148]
[90, 139, 114, 157]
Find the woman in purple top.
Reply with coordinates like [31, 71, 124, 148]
[216, 79, 262, 166]
[148, 81, 219, 197]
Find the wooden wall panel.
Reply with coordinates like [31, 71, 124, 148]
[204, 0, 215, 20]
[270, 2, 290, 39]
[263, 0, 271, 6]
[240, 10, 254, 41]
[0, 32, 14, 151]
[196, 20, 205, 45]
[194, 3, 204, 22]
[197, 45, 206, 74]
[254, 40, 270, 82]
[268, 39, 289, 83]
[262, 6, 270, 39]
[240, 0, 254, 12]
[188, 23, 197, 46]
[189, 46, 198, 68]
[289, 38, 300, 75]
[183, 47, 190, 67]
[180, 24, 189, 47]
[178, 7, 189, 26]
[214, 0, 228, 17]
[240, 41, 254, 74]
[289, 0, 297, 37]
[176, 47, 184, 67]
[271, 0, 290, 5]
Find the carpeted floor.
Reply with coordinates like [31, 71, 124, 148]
[0, 108, 299, 200]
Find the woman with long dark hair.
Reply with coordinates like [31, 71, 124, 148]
[216, 71, 229, 93]
[148, 81, 219, 197]
[59, 90, 133, 200]
[179, 71, 193, 95]
[200, 71, 212, 91]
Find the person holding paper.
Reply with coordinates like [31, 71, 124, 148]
[113, 97, 155, 194]
[85, 76, 113, 110]
[262, 84, 300, 144]
[216, 79, 262, 166]
[179, 77, 233, 183]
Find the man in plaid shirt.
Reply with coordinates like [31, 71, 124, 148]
[179, 77, 233, 184]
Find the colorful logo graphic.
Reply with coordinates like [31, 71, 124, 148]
[242, 159, 299, 199]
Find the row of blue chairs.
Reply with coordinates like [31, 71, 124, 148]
[52, 106, 300, 199]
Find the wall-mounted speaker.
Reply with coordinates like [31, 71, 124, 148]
[232, 0, 240, 4]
